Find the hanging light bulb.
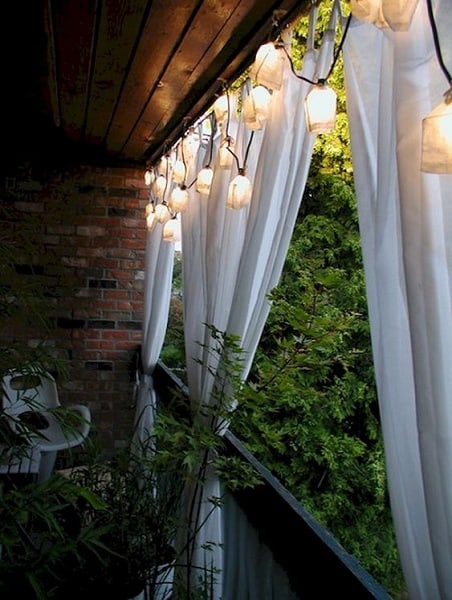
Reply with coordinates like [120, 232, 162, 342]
[219, 136, 235, 169]
[382, 0, 419, 31]
[154, 203, 171, 224]
[172, 159, 186, 184]
[249, 42, 284, 91]
[242, 85, 272, 131]
[227, 169, 252, 209]
[163, 218, 181, 243]
[213, 94, 229, 126]
[152, 174, 167, 199]
[169, 185, 189, 212]
[196, 166, 214, 195]
[145, 203, 156, 230]
[304, 80, 337, 134]
[421, 88, 452, 174]
[158, 155, 171, 176]
[182, 132, 196, 163]
[144, 169, 153, 186]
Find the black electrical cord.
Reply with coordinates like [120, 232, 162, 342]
[426, 0, 451, 87]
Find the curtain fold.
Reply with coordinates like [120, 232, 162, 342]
[179, 5, 341, 596]
[134, 222, 175, 445]
[343, 2, 452, 597]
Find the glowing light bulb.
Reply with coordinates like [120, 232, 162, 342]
[152, 175, 167, 199]
[169, 186, 189, 212]
[172, 160, 186, 184]
[227, 171, 252, 209]
[154, 203, 171, 224]
[196, 167, 214, 195]
[163, 219, 181, 243]
[242, 85, 272, 131]
[304, 82, 337, 134]
[250, 42, 284, 91]
[219, 137, 235, 169]
[421, 90, 452, 174]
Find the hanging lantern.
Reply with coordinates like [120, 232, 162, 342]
[152, 174, 167, 199]
[227, 169, 252, 209]
[144, 169, 153, 186]
[421, 89, 452, 174]
[213, 94, 229, 125]
[196, 167, 214, 195]
[242, 85, 272, 131]
[219, 137, 235, 169]
[304, 81, 337, 134]
[172, 159, 186, 184]
[169, 185, 189, 212]
[158, 155, 171, 176]
[249, 42, 284, 91]
[163, 219, 181, 243]
[182, 133, 196, 163]
[145, 204, 156, 230]
[381, 0, 419, 31]
[350, 0, 388, 28]
[154, 203, 171, 224]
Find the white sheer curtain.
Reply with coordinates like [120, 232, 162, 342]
[343, 2, 452, 598]
[133, 222, 175, 445]
[179, 5, 340, 597]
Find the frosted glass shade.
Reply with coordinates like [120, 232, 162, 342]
[243, 85, 272, 131]
[219, 137, 234, 169]
[144, 170, 153, 186]
[146, 211, 156, 231]
[250, 42, 284, 91]
[169, 186, 189, 212]
[163, 219, 181, 243]
[382, 0, 419, 31]
[227, 174, 252, 209]
[213, 94, 229, 125]
[154, 203, 171, 224]
[172, 160, 186, 184]
[421, 99, 452, 174]
[152, 175, 167, 199]
[196, 167, 214, 195]
[304, 83, 337, 134]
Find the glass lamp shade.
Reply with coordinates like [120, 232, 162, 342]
[163, 219, 181, 243]
[146, 211, 156, 231]
[144, 170, 153, 186]
[158, 155, 171, 176]
[350, 0, 388, 27]
[227, 174, 252, 209]
[421, 97, 452, 174]
[154, 203, 171, 224]
[152, 175, 167, 199]
[196, 167, 214, 195]
[172, 160, 186, 184]
[213, 94, 229, 125]
[169, 186, 189, 212]
[182, 134, 196, 162]
[304, 83, 337, 134]
[243, 85, 272, 131]
[249, 42, 284, 92]
[382, 0, 419, 31]
[219, 137, 235, 169]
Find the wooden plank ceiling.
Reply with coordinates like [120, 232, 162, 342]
[3, 0, 313, 169]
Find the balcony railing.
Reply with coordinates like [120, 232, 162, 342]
[154, 361, 391, 598]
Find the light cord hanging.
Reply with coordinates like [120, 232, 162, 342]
[282, 12, 351, 85]
[426, 0, 451, 91]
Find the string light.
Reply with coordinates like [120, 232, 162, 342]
[196, 113, 215, 195]
[242, 84, 272, 131]
[249, 41, 285, 91]
[304, 79, 337, 133]
[169, 185, 189, 212]
[163, 218, 181, 243]
[227, 168, 253, 209]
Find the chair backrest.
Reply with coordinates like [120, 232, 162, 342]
[2, 371, 60, 420]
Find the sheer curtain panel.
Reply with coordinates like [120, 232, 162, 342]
[343, 2, 452, 597]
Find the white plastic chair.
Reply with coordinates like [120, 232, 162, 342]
[1, 370, 91, 482]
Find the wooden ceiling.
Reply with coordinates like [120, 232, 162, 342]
[3, 0, 313, 169]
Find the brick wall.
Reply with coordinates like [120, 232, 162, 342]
[0, 162, 149, 455]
